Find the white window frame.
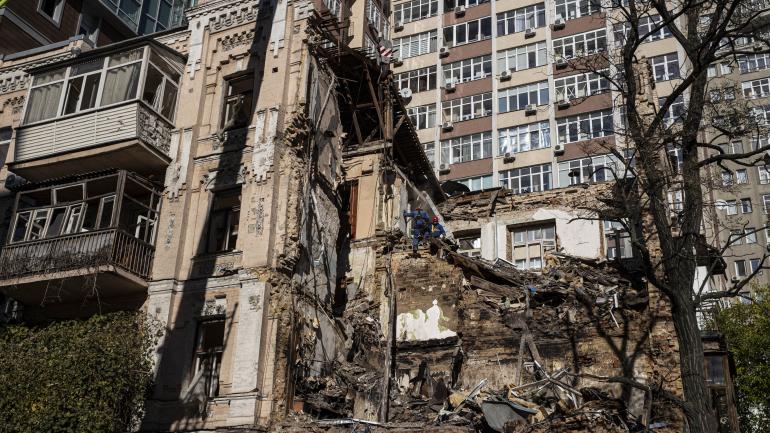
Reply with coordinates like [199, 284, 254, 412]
[510, 224, 556, 269]
[741, 198, 753, 213]
[443, 55, 492, 84]
[739, 53, 770, 74]
[603, 220, 633, 259]
[395, 66, 437, 93]
[496, 42, 547, 73]
[554, 70, 609, 100]
[407, 104, 436, 129]
[650, 53, 680, 82]
[394, 0, 439, 24]
[553, 29, 606, 60]
[456, 175, 494, 192]
[497, 3, 546, 36]
[558, 154, 620, 187]
[742, 77, 770, 99]
[443, 17, 492, 48]
[394, 30, 438, 59]
[440, 132, 493, 164]
[498, 81, 549, 113]
[498, 121, 550, 154]
[38, 0, 65, 26]
[443, 92, 493, 122]
[499, 164, 552, 194]
[556, 109, 614, 144]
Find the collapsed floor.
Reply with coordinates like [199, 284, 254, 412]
[276, 234, 685, 433]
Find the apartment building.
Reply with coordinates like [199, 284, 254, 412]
[0, 0, 188, 55]
[390, 0, 770, 291]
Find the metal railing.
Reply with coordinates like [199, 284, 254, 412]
[0, 229, 155, 281]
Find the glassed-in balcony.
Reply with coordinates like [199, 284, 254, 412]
[12, 42, 185, 181]
[0, 170, 161, 305]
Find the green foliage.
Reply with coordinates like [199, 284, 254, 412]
[715, 288, 770, 433]
[0, 312, 160, 433]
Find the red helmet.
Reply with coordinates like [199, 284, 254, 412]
[432, 216, 439, 223]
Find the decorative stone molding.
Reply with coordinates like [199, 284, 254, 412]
[191, 251, 243, 278]
[137, 105, 173, 155]
[221, 30, 257, 52]
[0, 95, 24, 114]
[201, 297, 228, 316]
[0, 72, 30, 96]
[201, 164, 249, 190]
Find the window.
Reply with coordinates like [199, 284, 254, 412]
[704, 355, 726, 385]
[498, 81, 549, 113]
[614, 15, 671, 45]
[221, 75, 253, 130]
[38, 0, 64, 24]
[650, 53, 680, 82]
[497, 3, 546, 36]
[446, 0, 490, 8]
[443, 55, 492, 84]
[456, 175, 493, 192]
[78, 12, 101, 45]
[511, 224, 555, 269]
[722, 171, 733, 186]
[142, 51, 181, 120]
[738, 53, 770, 73]
[558, 154, 620, 187]
[742, 77, 770, 99]
[660, 95, 685, 126]
[193, 319, 225, 398]
[0, 127, 11, 169]
[729, 229, 743, 245]
[736, 169, 749, 184]
[496, 42, 547, 72]
[604, 220, 633, 259]
[741, 198, 753, 213]
[407, 104, 436, 129]
[721, 141, 745, 155]
[443, 92, 492, 122]
[443, 17, 492, 47]
[763, 194, 770, 212]
[499, 164, 552, 194]
[734, 260, 747, 277]
[100, 49, 144, 106]
[395, 66, 437, 93]
[394, 0, 438, 24]
[366, 0, 389, 37]
[24, 68, 66, 124]
[759, 166, 770, 184]
[725, 199, 738, 215]
[553, 29, 607, 60]
[667, 145, 684, 173]
[554, 71, 609, 100]
[750, 258, 761, 273]
[555, 0, 600, 20]
[394, 30, 437, 59]
[457, 233, 482, 257]
[424, 142, 435, 168]
[556, 109, 614, 144]
[498, 121, 550, 154]
[207, 188, 241, 253]
[440, 132, 492, 164]
[746, 228, 758, 244]
[142, 0, 173, 33]
[752, 105, 770, 125]
[668, 190, 684, 212]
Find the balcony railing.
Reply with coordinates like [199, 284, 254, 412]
[14, 101, 172, 163]
[0, 228, 154, 281]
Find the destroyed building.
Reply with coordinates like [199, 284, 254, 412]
[0, 0, 743, 432]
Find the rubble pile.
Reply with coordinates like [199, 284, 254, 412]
[282, 233, 683, 433]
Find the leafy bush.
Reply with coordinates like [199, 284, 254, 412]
[0, 312, 159, 433]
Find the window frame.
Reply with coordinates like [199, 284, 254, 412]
[443, 17, 493, 48]
[443, 92, 493, 123]
[496, 3, 546, 36]
[498, 121, 551, 154]
[439, 132, 493, 164]
[496, 41, 547, 73]
[38, 0, 65, 26]
[394, 0, 439, 24]
[499, 163, 552, 194]
[443, 55, 492, 84]
[556, 109, 614, 144]
[498, 81, 549, 113]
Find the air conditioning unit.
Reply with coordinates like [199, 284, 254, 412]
[557, 98, 571, 109]
[553, 144, 565, 155]
[554, 15, 566, 30]
[395, 20, 404, 32]
[731, 276, 741, 283]
[454, 5, 466, 16]
[439, 163, 451, 174]
[525, 27, 536, 38]
[445, 81, 457, 92]
[524, 104, 537, 115]
[442, 121, 454, 131]
[503, 152, 516, 163]
[555, 57, 568, 69]
[439, 46, 450, 57]
[392, 54, 403, 66]
[500, 69, 512, 81]
[399, 87, 413, 100]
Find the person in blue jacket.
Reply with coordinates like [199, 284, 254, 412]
[431, 215, 446, 239]
[403, 208, 431, 254]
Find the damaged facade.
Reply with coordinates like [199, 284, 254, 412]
[0, 0, 741, 432]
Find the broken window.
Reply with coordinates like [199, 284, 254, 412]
[457, 232, 482, 257]
[193, 319, 225, 398]
[222, 75, 254, 130]
[603, 220, 633, 259]
[207, 188, 241, 253]
[510, 224, 555, 269]
[342, 181, 359, 239]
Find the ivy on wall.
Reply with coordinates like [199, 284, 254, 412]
[0, 312, 160, 433]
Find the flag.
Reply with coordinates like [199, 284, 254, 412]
[378, 39, 393, 64]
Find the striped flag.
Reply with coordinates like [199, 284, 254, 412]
[378, 39, 393, 64]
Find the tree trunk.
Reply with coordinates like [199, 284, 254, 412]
[669, 289, 718, 433]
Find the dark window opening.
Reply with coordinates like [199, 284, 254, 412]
[193, 319, 225, 398]
[207, 188, 241, 253]
[221, 75, 254, 130]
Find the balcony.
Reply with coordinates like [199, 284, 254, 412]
[0, 170, 161, 306]
[10, 41, 184, 181]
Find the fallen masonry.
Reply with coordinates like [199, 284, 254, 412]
[277, 233, 685, 433]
